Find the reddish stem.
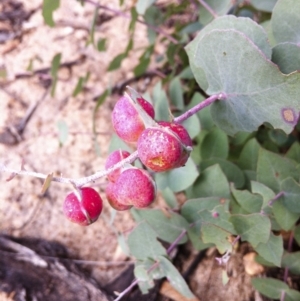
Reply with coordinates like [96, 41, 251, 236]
[197, 0, 218, 18]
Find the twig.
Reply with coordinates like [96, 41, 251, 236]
[174, 93, 226, 123]
[197, 0, 218, 18]
[0, 92, 224, 187]
[113, 229, 188, 301]
[82, 0, 179, 44]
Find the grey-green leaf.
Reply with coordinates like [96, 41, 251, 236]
[254, 232, 283, 267]
[230, 213, 271, 247]
[127, 221, 167, 260]
[272, 43, 300, 74]
[271, 0, 300, 44]
[251, 277, 288, 299]
[200, 127, 229, 160]
[250, 0, 277, 12]
[158, 256, 195, 299]
[193, 29, 300, 135]
[282, 251, 300, 275]
[131, 209, 189, 244]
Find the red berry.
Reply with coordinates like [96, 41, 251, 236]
[105, 182, 132, 211]
[105, 149, 131, 183]
[112, 96, 155, 143]
[63, 187, 103, 226]
[158, 121, 192, 166]
[137, 126, 183, 172]
[114, 168, 156, 208]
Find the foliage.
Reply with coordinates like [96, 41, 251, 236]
[4, 0, 300, 300]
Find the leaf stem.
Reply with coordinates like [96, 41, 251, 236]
[268, 191, 284, 206]
[197, 0, 218, 18]
[81, 0, 179, 44]
[174, 93, 226, 124]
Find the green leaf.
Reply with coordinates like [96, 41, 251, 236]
[182, 114, 201, 139]
[42, 0, 60, 27]
[272, 0, 300, 44]
[186, 15, 272, 91]
[158, 256, 195, 299]
[254, 232, 283, 267]
[285, 289, 300, 301]
[129, 7, 138, 32]
[187, 164, 230, 199]
[200, 127, 228, 160]
[251, 181, 275, 209]
[161, 187, 178, 208]
[272, 43, 300, 74]
[251, 277, 289, 299]
[295, 225, 300, 246]
[190, 28, 300, 135]
[198, 0, 232, 26]
[237, 138, 260, 171]
[250, 0, 277, 12]
[136, 0, 156, 15]
[131, 209, 189, 244]
[286, 142, 300, 163]
[169, 77, 184, 111]
[280, 177, 300, 213]
[272, 198, 299, 231]
[155, 158, 199, 193]
[200, 159, 245, 189]
[231, 186, 263, 213]
[97, 38, 106, 51]
[127, 221, 167, 260]
[181, 197, 229, 222]
[257, 148, 299, 192]
[107, 53, 126, 71]
[56, 120, 68, 146]
[282, 251, 300, 275]
[72, 77, 84, 97]
[230, 213, 271, 247]
[153, 81, 170, 121]
[50, 53, 61, 97]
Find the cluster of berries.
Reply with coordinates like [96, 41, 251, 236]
[63, 90, 192, 226]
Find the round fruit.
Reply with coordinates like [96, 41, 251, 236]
[63, 187, 103, 226]
[158, 121, 192, 166]
[137, 126, 183, 172]
[112, 96, 155, 143]
[105, 149, 131, 183]
[114, 168, 156, 208]
[105, 182, 132, 211]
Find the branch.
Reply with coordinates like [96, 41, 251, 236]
[0, 93, 224, 186]
[82, 0, 179, 44]
[197, 0, 218, 19]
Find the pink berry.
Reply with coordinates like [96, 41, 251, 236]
[158, 121, 192, 166]
[105, 182, 132, 211]
[112, 96, 155, 143]
[114, 168, 156, 208]
[63, 187, 103, 226]
[137, 126, 183, 172]
[105, 149, 131, 183]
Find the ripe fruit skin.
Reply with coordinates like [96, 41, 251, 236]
[112, 96, 155, 143]
[114, 168, 156, 208]
[63, 187, 103, 226]
[137, 127, 183, 172]
[105, 182, 132, 211]
[158, 121, 192, 166]
[105, 149, 131, 183]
